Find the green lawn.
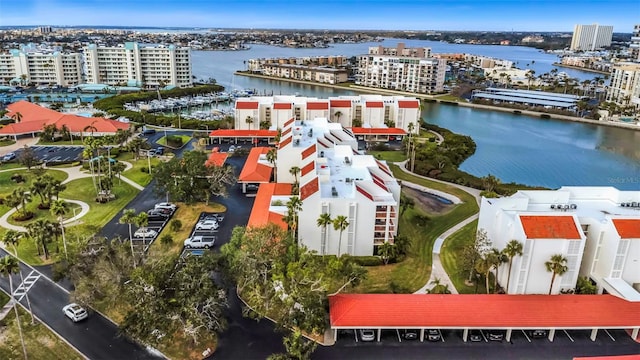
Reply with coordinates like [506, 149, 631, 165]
[435, 94, 463, 102]
[156, 135, 192, 148]
[0, 305, 83, 360]
[439, 219, 488, 294]
[119, 152, 161, 186]
[368, 150, 407, 162]
[353, 165, 479, 294]
[0, 139, 16, 147]
[0, 163, 25, 171]
[0, 169, 68, 198]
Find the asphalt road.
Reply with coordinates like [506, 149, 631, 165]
[14, 145, 84, 163]
[0, 249, 162, 360]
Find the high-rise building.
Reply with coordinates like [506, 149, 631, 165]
[0, 45, 82, 86]
[83, 42, 192, 88]
[606, 62, 640, 110]
[570, 24, 614, 51]
[630, 24, 640, 62]
[356, 43, 446, 94]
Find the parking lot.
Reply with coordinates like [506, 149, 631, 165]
[129, 203, 176, 254]
[179, 211, 226, 257]
[14, 145, 84, 164]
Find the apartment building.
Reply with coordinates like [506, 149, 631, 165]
[247, 56, 348, 72]
[606, 62, 640, 110]
[570, 24, 614, 51]
[245, 117, 401, 256]
[356, 44, 446, 94]
[234, 95, 421, 137]
[0, 45, 82, 86]
[630, 24, 640, 62]
[253, 63, 348, 84]
[83, 42, 192, 88]
[478, 187, 640, 300]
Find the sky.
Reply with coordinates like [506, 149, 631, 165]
[0, 0, 637, 32]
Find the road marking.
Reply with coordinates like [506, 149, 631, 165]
[521, 330, 532, 342]
[603, 329, 615, 341]
[13, 271, 40, 302]
[562, 330, 574, 342]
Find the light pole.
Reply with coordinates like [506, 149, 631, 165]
[146, 149, 152, 174]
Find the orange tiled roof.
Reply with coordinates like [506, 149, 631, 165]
[7, 100, 64, 123]
[398, 100, 420, 108]
[301, 161, 315, 177]
[209, 129, 277, 137]
[235, 101, 259, 110]
[273, 103, 292, 110]
[247, 183, 292, 230]
[205, 150, 228, 167]
[519, 215, 582, 239]
[307, 102, 329, 110]
[301, 144, 316, 160]
[300, 177, 319, 200]
[350, 127, 407, 135]
[612, 219, 640, 239]
[329, 294, 640, 328]
[366, 101, 384, 108]
[238, 147, 273, 182]
[330, 99, 352, 108]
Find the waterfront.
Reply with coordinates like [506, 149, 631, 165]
[192, 42, 639, 190]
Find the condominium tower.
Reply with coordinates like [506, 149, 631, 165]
[0, 45, 82, 86]
[83, 42, 192, 88]
[630, 24, 640, 62]
[606, 62, 640, 110]
[570, 24, 614, 51]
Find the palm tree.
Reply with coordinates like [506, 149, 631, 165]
[334, 110, 343, 124]
[0, 256, 28, 359]
[490, 248, 508, 293]
[475, 257, 493, 294]
[12, 188, 32, 217]
[502, 240, 523, 293]
[427, 278, 452, 294]
[119, 209, 138, 268]
[50, 199, 68, 260]
[2, 230, 22, 257]
[27, 219, 51, 259]
[545, 254, 568, 295]
[134, 212, 149, 248]
[333, 215, 349, 257]
[378, 242, 398, 265]
[245, 116, 254, 130]
[285, 196, 303, 259]
[289, 166, 300, 184]
[83, 120, 98, 139]
[316, 213, 332, 255]
[266, 148, 277, 182]
[11, 111, 23, 123]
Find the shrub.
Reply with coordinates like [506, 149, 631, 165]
[11, 211, 34, 221]
[352, 256, 383, 267]
[169, 219, 182, 232]
[480, 190, 499, 198]
[390, 280, 412, 294]
[0, 196, 4, 205]
[160, 234, 174, 246]
[10, 174, 25, 183]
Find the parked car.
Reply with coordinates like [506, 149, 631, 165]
[63, 303, 88, 322]
[155, 146, 164, 155]
[195, 220, 219, 231]
[154, 207, 173, 216]
[488, 331, 504, 342]
[427, 329, 442, 342]
[359, 329, 376, 342]
[154, 202, 177, 212]
[2, 152, 16, 161]
[133, 228, 158, 238]
[147, 209, 169, 221]
[228, 145, 236, 153]
[142, 128, 156, 135]
[246, 184, 259, 191]
[402, 329, 418, 340]
[469, 330, 483, 342]
[530, 330, 547, 339]
[202, 213, 224, 222]
[184, 235, 215, 249]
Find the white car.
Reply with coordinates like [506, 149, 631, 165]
[63, 303, 88, 322]
[154, 202, 177, 212]
[195, 220, 219, 231]
[184, 235, 215, 249]
[133, 227, 158, 238]
[359, 329, 375, 342]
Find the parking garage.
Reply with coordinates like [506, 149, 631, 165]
[329, 294, 640, 343]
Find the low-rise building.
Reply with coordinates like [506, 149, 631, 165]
[252, 63, 348, 84]
[478, 187, 640, 300]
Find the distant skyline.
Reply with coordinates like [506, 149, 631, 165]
[0, 0, 637, 32]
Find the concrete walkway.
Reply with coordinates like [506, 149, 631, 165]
[392, 161, 481, 295]
[0, 299, 15, 321]
[0, 197, 90, 232]
[427, 130, 444, 145]
[0, 137, 39, 157]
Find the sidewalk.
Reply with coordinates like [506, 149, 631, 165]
[0, 137, 40, 157]
[0, 299, 15, 321]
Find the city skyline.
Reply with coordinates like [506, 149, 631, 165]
[1, 0, 637, 32]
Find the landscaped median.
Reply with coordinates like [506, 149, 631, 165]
[439, 219, 483, 294]
[119, 152, 162, 187]
[156, 134, 192, 149]
[351, 164, 479, 294]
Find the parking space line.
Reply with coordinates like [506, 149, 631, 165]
[396, 329, 401, 342]
[521, 330, 531, 342]
[480, 330, 488, 342]
[603, 329, 615, 341]
[562, 330, 574, 342]
[439, 330, 445, 342]
[354, 330, 358, 343]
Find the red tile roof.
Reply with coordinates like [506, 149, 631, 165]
[209, 129, 277, 137]
[398, 100, 420, 109]
[205, 149, 228, 167]
[329, 294, 640, 328]
[279, 136, 292, 149]
[273, 103, 292, 110]
[301, 144, 316, 160]
[1, 102, 130, 136]
[366, 101, 384, 108]
[612, 219, 640, 239]
[350, 127, 407, 135]
[235, 101, 259, 110]
[247, 183, 292, 230]
[330, 99, 352, 108]
[307, 102, 329, 110]
[301, 161, 315, 177]
[300, 177, 319, 200]
[238, 147, 273, 182]
[519, 215, 582, 239]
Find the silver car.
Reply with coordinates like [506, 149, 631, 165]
[195, 220, 219, 231]
[63, 303, 88, 322]
[184, 235, 215, 249]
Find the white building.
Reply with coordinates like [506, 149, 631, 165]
[234, 95, 421, 137]
[0, 46, 82, 86]
[630, 24, 640, 62]
[245, 117, 401, 256]
[356, 54, 446, 94]
[478, 187, 640, 300]
[570, 24, 614, 51]
[83, 42, 192, 88]
[606, 62, 640, 110]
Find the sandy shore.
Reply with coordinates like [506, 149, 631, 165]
[235, 71, 639, 132]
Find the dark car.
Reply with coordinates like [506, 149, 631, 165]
[142, 128, 156, 135]
[469, 330, 483, 342]
[427, 329, 442, 342]
[530, 330, 547, 339]
[402, 330, 418, 340]
[147, 209, 169, 221]
[154, 207, 173, 215]
[156, 146, 164, 155]
[488, 331, 504, 342]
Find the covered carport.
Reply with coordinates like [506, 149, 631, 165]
[209, 129, 277, 146]
[329, 294, 640, 343]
